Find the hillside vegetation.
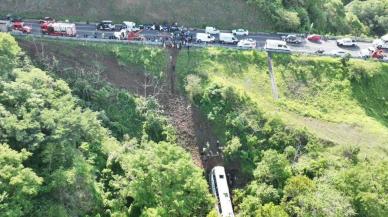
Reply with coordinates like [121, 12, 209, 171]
[0, 33, 214, 216]
[3, 34, 388, 217]
[1, 0, 387, 35]
[177, 47, 388, 216]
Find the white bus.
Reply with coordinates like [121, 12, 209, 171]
[210, 166, 235, 217]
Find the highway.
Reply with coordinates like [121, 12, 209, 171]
[22, 20, 384, 58]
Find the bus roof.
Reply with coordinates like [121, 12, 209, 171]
[211, 166, 234, 217]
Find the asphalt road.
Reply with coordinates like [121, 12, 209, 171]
[23, 20, 383, 58]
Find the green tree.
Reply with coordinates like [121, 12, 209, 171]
[259, 203, 288, 217]
[0, 33, 20, 77]
[333, 161, 388, 217]
[347, 0, 388, 35]
[0, 144, 42, 217]
[282, 176, 355, 217]
[118, 141, 214, 217]
[254, 150, 292, 189]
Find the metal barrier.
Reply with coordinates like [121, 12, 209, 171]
[12, 32, 387, 62]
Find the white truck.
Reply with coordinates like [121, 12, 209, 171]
[219, 33, 239, 44]
[196, 33, 215, 43]
[373, 34, 388, 49]
[205, 26, 220, 35]
[121, 21, 140, 31]
[0, 20, 10, 32]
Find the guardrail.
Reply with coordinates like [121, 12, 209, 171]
[11, 32, 388, 62]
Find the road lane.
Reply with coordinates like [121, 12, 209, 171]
[21, 19, 384, 59]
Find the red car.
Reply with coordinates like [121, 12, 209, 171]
[12, 21, 32, 33]
[307, 34, 321, 42]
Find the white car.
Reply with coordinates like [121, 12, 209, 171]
[336, 38, 357, 47]
[328, 50, 350, 57]
[232, 29, 249, 36]
[196, 33, 215, 43]
[205, 26, 220, 35]
[373, 39, 388, 49]
[237, 39, 256, 49]
[264, 40, 291, 53]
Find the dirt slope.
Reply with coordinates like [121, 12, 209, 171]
[18, 38, 221, 168]
[1, 0, 270, 31]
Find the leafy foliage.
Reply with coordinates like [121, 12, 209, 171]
[115, 141, 214, 217]
[0, 144, 42, 217]
[0, 34, 212, 217]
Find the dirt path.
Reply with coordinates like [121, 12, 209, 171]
[156, 47, 222, 168]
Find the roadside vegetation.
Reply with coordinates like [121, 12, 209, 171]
[0, 33, 214, 216]
[177, 47, 388, 216]
[1, 0, 387, 35]
[247, 0, 388, 36]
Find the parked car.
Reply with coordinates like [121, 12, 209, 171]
[337, 38, 357, 47]
[282, 34, 303, 44]
[237, 38, 256, 49]
[4, 14, 22, 22]
[307, 34, 321, 42]
[328, 50, 350, 57]
[232, 28, 249, 36]
[264, 40, 291, 53]
[196, 33, 215, 43]
[169, 25, 181, 32]
[205, 26, 220, 35]
[96, 20, 115, 31]
[121, 21, 140, 31]
[158, 24, 170, 32]
[39, 17, 55, 24]
[139, 24, 156, 30]
[373, 34, 388, 49]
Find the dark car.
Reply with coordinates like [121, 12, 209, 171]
[158, 24, 170, 32]
[39, 17, 55, 24]
[96, 20, 115, 31]
[138, 24, 156, 30]
[282, 35, 303, 44]
[5, 14, 22, 22]
[169, 25, 181, 32]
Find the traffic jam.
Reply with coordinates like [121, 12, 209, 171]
[1, 14, 388, 61]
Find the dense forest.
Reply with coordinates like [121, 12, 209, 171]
[0, 33, 213, 216]
[247, 0, 387, 35]
[1, 26, 388, 217]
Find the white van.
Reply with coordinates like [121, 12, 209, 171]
[219, 33, 238, 44]
[196, 33, 215, 43]
[264, 40, 291, 53]
[205, 26, 220, 35]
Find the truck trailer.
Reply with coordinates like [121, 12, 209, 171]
[0, 20, 10, 32]
[41, 22, 76, 37]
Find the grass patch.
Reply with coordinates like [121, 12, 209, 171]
[177, 48, 388, 159]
